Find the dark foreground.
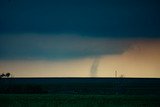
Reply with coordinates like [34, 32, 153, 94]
[0, 78, 160, 107]
[1, 78, 160, 95]
[0, 94, 160, 107]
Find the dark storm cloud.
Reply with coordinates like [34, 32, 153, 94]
[0, 34, 132, 60]
[0, 0, 159, 60]
[0, 0, 160, 38]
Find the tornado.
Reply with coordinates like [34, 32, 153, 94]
[90, 56, 100, 77]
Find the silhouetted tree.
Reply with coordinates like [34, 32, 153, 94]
[0, 73, 11, 78]
[0, 73, 5, 78]
[6, 73, 11, 78]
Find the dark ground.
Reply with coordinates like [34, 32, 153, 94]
[0, 78, 160, 107]
[0, 94, 160, 107]
[0, 78, 160, 95]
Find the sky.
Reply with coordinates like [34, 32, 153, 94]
[0, 0, 160, 77]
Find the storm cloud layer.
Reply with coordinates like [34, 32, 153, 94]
[0, 0, 160, 37]
[0, 34, 132, 60]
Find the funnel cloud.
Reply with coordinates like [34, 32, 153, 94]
[90, 57, 100, 77]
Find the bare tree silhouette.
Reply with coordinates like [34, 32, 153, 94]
[120, 74, 124, 78]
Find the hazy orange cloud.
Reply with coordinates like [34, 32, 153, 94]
[0, 39, 160, 77]
[99, 39, 160, 77]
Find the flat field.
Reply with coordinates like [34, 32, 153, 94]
[0, 94, 160, 107]
[0, 78, 160, 106]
